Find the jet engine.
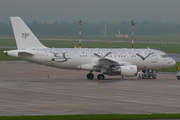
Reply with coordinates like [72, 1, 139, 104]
[111, 65, 138, 77]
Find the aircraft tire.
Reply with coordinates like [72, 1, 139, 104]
[97, 74, 105, 80]
[87, 73, 94, 79]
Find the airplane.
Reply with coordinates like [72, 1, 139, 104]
[4, 17, 176, 80]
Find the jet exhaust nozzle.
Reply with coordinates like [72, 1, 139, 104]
[3, 51, 7, 55]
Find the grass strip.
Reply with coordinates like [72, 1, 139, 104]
[1, 38, 180, 53]
[158, 62, 180, 72]
[38, 35, 180, 42]
[0, 113, 180, 120]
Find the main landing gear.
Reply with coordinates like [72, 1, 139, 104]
[87, 73, 94, 80]
[86, 73, 105, 80]
[97, 74, 105, 80]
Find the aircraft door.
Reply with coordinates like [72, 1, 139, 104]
[151, 54, 157, 63]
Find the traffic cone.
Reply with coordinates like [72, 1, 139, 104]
[47, 74, 49, 78]
[100, 77, 102, 82]
[138, 77, 140, 80]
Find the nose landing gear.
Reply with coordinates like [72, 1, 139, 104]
[139, 70, 157, 79]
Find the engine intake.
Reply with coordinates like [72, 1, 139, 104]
[111, 65, 138, 77]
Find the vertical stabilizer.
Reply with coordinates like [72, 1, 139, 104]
[10, 17, 46, 49]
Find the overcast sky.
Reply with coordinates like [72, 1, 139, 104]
[1, 0, 180, 24]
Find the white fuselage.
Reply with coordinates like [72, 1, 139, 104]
[7, 47, 176, 75]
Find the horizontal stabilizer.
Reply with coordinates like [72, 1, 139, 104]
[18, 52, 34, 56]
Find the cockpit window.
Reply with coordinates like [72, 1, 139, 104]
[162, 54, 168, 58]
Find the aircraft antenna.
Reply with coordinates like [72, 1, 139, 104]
[130, 19, 135, 48]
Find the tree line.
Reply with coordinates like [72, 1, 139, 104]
[0, 20, 180, 36]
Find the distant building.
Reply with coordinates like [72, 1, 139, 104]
[115, 31, 123, 37]
[115, 34, 123, 37]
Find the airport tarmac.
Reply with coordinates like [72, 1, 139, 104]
[0, 63, 180, 116]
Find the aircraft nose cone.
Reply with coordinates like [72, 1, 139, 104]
[171, 58, 176, 67]
[173, 59, 176, 66]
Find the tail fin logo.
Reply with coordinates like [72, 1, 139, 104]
[22, 33, 30, 38]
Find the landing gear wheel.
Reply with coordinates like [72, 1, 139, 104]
[142, 75, 144, 79]
[177, 76, 180, 80]
[149, 76, 153, 79]
[87, 73, 94, 80]
[97, 74, 105, 80]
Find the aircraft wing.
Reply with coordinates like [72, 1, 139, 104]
[95, 58, 132, 68]
[93, 52, 132, 68]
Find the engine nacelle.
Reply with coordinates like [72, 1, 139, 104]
[111, 65, 138, 77]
